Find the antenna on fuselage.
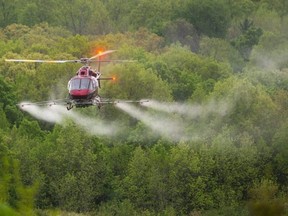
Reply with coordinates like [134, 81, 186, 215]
[97, 56, 101, 72]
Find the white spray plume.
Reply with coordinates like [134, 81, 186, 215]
[20, 98, 231, 142]
[20, 102, 63, 123]
[141, 99, 230, 119]
[116, 99, 232, 142]
[251, 50, 288, 71]
[116, 103, 194, 141]
[52, 106, 118, 136]
[20, 102, 118, 136]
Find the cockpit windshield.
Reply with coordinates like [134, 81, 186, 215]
[68, 78, 93, 90]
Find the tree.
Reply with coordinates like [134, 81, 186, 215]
[210, 76, 278, 143]
[0, 0, 18, 28]
[121, 147, 151, 208]
[225, 0, 257, 20]
[150, 45, 232, 100]
[128, 0, 174, 34]
[0, 76, 22, 126]
[30, 123, 112, 212]
[208, 130, 259, 206]
[272, 121, 288, 185]
[0, 137, 38, 215]
[103, 62, 172, 101]
[102, 0, 139, 32]
[199, 37, 245, 72]
[182, 0, 231, 38]
[248, 31, 288, 71]
[168, 144, 203, 213]
[17, 0, 58, 27]
[56, 0, 112, 35]
[0, 105, 10, 131]
[0, 76, 15, 108]
[163, 19, 200, 52]
[90, 28, 165, 53]
[248, 179, 285, 216]
[146, 144, 171, 211]
[262, 0, 288, 22]
[231, 19, 263, 61]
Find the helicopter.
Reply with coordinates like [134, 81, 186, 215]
[5, 50, 148, 110]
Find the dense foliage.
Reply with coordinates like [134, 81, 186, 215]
[1, 0, 288, 215]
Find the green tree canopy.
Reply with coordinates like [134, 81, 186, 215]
[182, 0, 231, 38]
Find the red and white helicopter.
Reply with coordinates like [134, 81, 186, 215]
[6, 50, 147, 110]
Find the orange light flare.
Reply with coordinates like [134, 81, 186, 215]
[108, 75, 117, 83]
[94, 48, 105, 56]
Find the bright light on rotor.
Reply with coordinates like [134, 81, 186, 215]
[96, 48, 104, 55]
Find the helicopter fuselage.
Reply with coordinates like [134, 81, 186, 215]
[67, 66, 100, 109]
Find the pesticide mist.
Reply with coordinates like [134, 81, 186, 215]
[20, 98, 232, 142]
[116, 102, 189, 141]
[141, 99, 230, 119]
[116, 99, 231, 142]
[20, 102, 118, 136]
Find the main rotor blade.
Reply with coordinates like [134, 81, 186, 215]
[5, 59, 79, 63]
[89, 50, 117, 60]
[89, 60, 136, 63]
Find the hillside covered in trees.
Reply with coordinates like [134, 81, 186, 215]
[1, 0, 288, 215]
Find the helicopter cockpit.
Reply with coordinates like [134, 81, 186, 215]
[68, 77, 96, 91]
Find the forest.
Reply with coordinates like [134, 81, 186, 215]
[0, 0, 288, 215]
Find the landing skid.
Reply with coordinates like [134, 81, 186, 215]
[66, 102, 74, 110]
[92, 96, 102, 109]
[66, 96, 102, 110]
